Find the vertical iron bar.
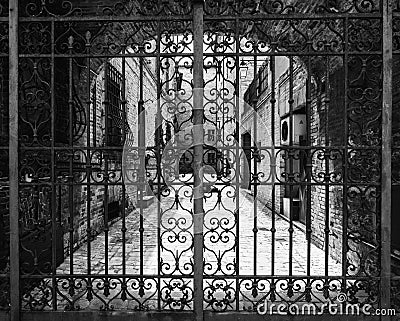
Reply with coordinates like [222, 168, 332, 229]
[252, 53, 258, 276]
[270, 55, 277, 301]
[324, 57, 331, 276]
[270, 56, 276, 276]
[103, 62, 110, 279]
[220, 55, 223, 192]
[51, 20, 57, 310]
[138, 55, 145, 278]
[156, 21, 162, 312]
[305, 56, 312, 277]
[92, 76, 97, 147]
[68, 36, 74, 275]
[121, 54, 127, 277]
[193, 1, 204, 320]
[381, 0, 393, 314]
[234, 17, 240, 311]
[288, 57, 294, 277]
[84, 33, 93, 306]
[9, 0, 19, 319]
[342, 16, 349, 293]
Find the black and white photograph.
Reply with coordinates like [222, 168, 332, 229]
[0, 0, 399, 320]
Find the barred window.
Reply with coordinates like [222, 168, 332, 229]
[244, 79, 258, 107]
[105, 63, 125, 147]
[207, 129, 215, 141]
[258, 63, 268, 95]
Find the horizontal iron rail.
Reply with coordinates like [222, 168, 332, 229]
[16, 183, 383, 188]
[18, 52, 383, 58]
[19, 274, 381, 280]
[17, 12, 382, 22]
[16, 145, 382, 150]
[19, 15, 193, 22]
[0, 311, 383, 321]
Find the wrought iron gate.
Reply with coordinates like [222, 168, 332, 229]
[0, 0, 397, 320]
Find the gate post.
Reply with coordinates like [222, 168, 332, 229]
[381, 0, 393, 317]
[8, 0, 19, 320]
[193, 1, 204, 320]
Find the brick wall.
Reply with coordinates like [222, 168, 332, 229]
[250, 91, 283, 214]
[58, 57, 158, 254]
[241, 57, 304, 217]
[309, 65, 345, 263]
[309, 55, 383, 269]
[241, 57, 346, 264]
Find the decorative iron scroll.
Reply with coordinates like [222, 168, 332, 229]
[17, 0, 382, 17]
[19, 0, 193, 17]
[204, 0, 380, 15]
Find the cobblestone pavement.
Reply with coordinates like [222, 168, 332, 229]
[45, 183, 342, 310]
[57, 187, 341, 277]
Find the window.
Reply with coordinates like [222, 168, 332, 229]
[176, 72, 183, 91]
[254, 141, 262, 163]
[258, 63, 268, 95]
[208, 129, 215, 141]
[207, 152, 216, 165]
[244, 79, 258, 106]
[105, 62, 125, 147]
[53, 58, 86, 145]
[91, 79, 97, 146]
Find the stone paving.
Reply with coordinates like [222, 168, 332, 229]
[57, 186, 341, 277]
[20, 176, 343, 310]
[40, 180, 343, 311]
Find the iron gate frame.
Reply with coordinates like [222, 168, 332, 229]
[2, 0, 394, 320]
